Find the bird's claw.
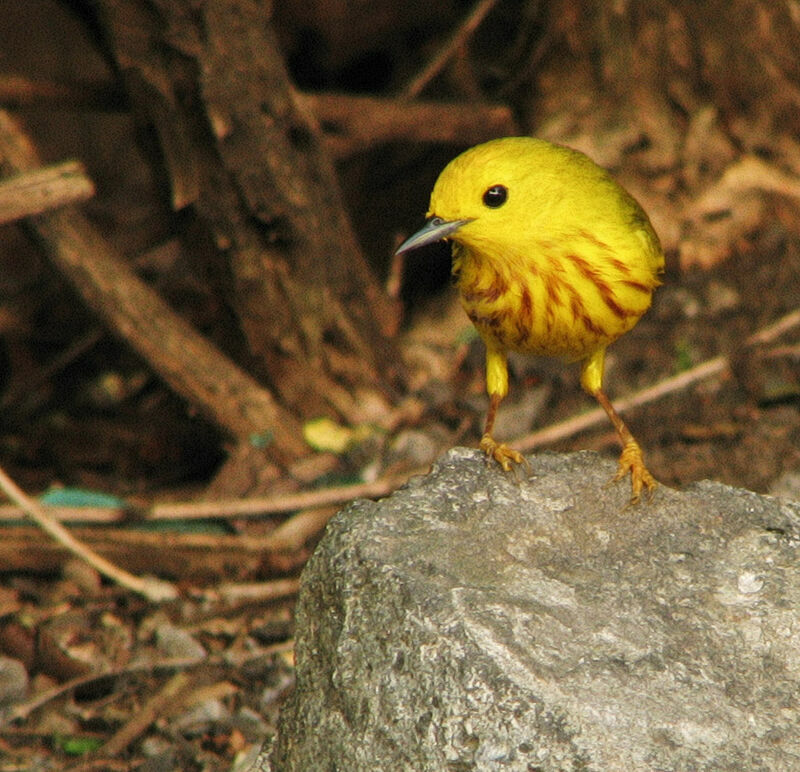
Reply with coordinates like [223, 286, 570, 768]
[480, 434, 529, 476]
[614, 439, 658, 504]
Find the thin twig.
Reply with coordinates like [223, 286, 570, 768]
[149, 472, 416, 520]
[745, 307, 800, 345]
[401, 0, 501, 99]
[0, 473, 416, 524]
[762, 343, 800, 359]
[514, 356, 728, 453]
[299, 92, 517, 156]
[514, 307, 800, 453]
[0, 463, 177, 601]
[4, 642, 294, 727]
[261, 507, 339, 552]
[100, 672, 193, 758]
[79, 678, 238, 769]
[212, 577, 301, 605]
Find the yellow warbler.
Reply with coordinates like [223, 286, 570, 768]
[396, 137, 664, 502]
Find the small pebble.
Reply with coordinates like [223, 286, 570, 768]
[155, 624, 207, 661]
[0, 656, 28, 704]
[737, 572, 764, 595]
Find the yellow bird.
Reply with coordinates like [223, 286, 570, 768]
[396, 137, 664, 502]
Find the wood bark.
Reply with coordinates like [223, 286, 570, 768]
[88, 0, 403, 421]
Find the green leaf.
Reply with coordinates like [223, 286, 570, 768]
[55, 735, 104, 755]
[40, 487, 126, 509]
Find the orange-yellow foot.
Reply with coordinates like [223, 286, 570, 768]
[614, 439, 658, 504]
[479, 434, 528, 473]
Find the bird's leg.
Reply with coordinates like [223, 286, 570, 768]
[480, 345, 528, 473]
[479, 392, 527, 473]
[594, 389, 657, 504]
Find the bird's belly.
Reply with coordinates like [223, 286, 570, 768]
[460, 265, 648, 360]
[463, 291, 601, 359]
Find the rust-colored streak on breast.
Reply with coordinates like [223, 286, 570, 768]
[543, 271, 560, 332]
[606, 255, 633, 277]
[578, 229, 613, 255]
[467, 308, 509, 336]
[622, 278, 654, 293]
[462, 266, 509, 304]
[564, 253, 638, 320]
[595, 281, 628, 320]
[485, 271, 509, 302]
[569, 290, 606, 338]
[514, 287, 534, 342]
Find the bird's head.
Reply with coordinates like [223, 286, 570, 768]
[396, 137, 557, 257]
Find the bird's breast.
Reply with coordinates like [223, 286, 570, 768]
[454, 240, 656, 359]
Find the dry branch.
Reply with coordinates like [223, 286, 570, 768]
[0, 470, 414, 524]
[0, 509, 337, 579]
[0, 508, 333, 580]
[0, 527, 270, 579]
[0, 161, 94, 223]
[6, 638, 295, 728]
[299, 93, 518, 157]
[0, 76, 517, 160]
[213, 578, 301, 605]
[0, 74, 125, 111]
[90, 0, 403, 423]
[99, 672, 192, 757]
[0, 109, 306, 460]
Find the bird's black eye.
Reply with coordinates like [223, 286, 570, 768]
[482, 184, 508, 208]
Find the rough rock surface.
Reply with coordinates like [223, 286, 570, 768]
[266, 449, 800, 771]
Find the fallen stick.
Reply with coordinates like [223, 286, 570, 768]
[0, 463, 177, 602]
[6, 638, 294, 727]
[99, 672, 192, 758]
[298, 92, 517, 157]
[0, 160, 94, 223]
[0, 109, 304, 458]
[0, 471, 416, 524]
[0, 74, 124, 110]
[0, 526, 268, 577]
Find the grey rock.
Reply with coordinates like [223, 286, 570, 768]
[770, 469, 800, 502]
[154, 623, 207, 662]
[0, 656, 28, 705]
[173, 697, 231, 737]
[267, 449, 800, 771]
[236, 738, 273, 772]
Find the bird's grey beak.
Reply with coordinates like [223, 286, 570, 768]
[395, 216, 473, 255]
